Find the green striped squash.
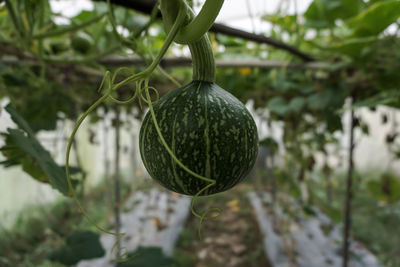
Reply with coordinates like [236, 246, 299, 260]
[139, 81, 258, 196]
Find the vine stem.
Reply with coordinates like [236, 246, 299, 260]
[107, 0, 136, 48]
[343, 98, 355, 267]
[72, 139, 86, 196]
[33, 13, 107, 39]
[64, 1, 188, 261]
[38, 0, 46, 80]
[43, 45, 121, 64]
[188, 35, 215, 82]
[5, 0, 24, 39]
[66, 93, 117, 233]
[112, 2, 188, 90]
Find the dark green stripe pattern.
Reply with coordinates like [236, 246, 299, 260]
[139, 81, 258, 196]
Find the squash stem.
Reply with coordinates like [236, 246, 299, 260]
[160, 0, 217, 82]
[188, 34, 216, 82]
[160, 0, 224, 44]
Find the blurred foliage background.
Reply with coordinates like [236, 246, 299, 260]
[0, 0, 400, 266]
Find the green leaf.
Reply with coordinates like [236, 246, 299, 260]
[351, 89, 400, 108]
[305, 0, 363, 28]
[360, 122, 369, 135]
[288, 97, 306, 112]
[1, 105, 75, 196]
[259, 137, 279, 153]
[71, 31, 94, 54]
[73, 10, 96, 23]
[324, 36, 378, 57]
[272, 72, 297, 92]
[0, 135, 82, 185]
[116, 247, 172, 267]
[267, 97, 289, 116]
[307, 91, 335, 110]
[5, 103, 35, 136]
[2, 72, 27, 87]
[126, 14, 149, 33]
[49, 230, 105, 265]
[6, 129, 71, 195]
[216, 35, 245, 47]
[325, 112, 343, 133]
[262, 14, 298, 32]
[366, 173, 400, 203]
[347, 0, 400, 37]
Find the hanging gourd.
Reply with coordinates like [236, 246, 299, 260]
[139, 0, 259, 196]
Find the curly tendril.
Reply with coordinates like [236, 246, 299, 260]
[65, 1, 188, 262]
[65, 75, 134, 262]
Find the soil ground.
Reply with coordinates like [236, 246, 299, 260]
[173, 184, 271, 267]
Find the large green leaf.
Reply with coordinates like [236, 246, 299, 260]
[267, 97, 289, 116]
[347, 0, 400, 37]
[49, 230, 105, 265]
[0, 105, 74, 196]
[288, 97, 306, 113]
[324, 36, 378, 57]
[305, 0, 363, 28]
[1, 135, 48, 182]
[307, 91, 336, 110]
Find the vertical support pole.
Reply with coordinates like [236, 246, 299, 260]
[343, 98, 355, 267]
[103, 116, 111, 210]
[114, 106, 122, 255]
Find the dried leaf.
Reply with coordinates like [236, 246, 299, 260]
[152, 217, 167, 231]
[226, 199, 240, 212]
